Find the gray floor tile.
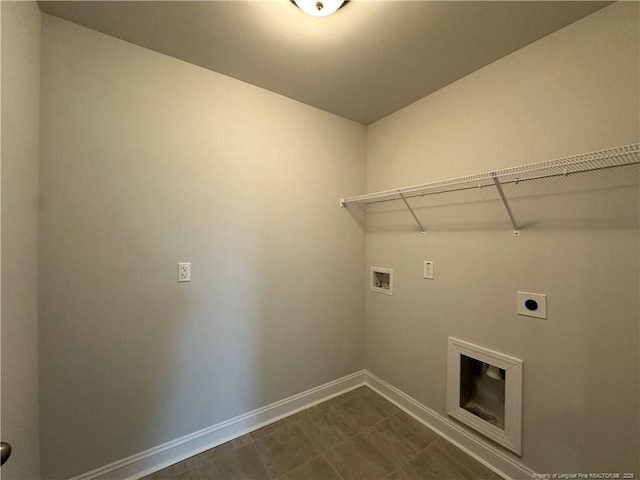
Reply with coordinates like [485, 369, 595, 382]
[278, 456, 342, 480]
[324, 433, 397, 480]
[384, 467, 418, 480]
[290, 402, 333, 424]
[251, 417, 296, 441]
[192, 434, 253, 465]
[254, 423, 319, 478]
[335, 390, 397, 432]
[290, 388, 370, 424]
[142, 457, 198, 479]
[392, 411, 439, 443]
[432, 437, 493, 479]
[362, 411, 438, 465]
[336, 387, 384, 409]
[358, 388, 401, 418]
[174, 467, 202, 480]
[290, 406, 321, 424]
[401, 444, 486, 480]
[296, 402, 359, 452]
[144, 387, 501, 480]
[198, 443, 270, 480]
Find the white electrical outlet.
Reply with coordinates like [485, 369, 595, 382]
[423, 260, 434, 279]
[178, 262, 191, 282]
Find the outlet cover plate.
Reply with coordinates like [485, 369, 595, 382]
[178, 262, 191, 282]
[423, 260, 434, 279]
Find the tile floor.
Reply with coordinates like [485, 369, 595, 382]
[142, 386, 503, 480]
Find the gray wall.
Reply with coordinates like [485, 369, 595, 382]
[1, 2, 41, 478]
[34, 3, 640, 478]
[365, 2, 639, 475]
[38, 15, 366, 478]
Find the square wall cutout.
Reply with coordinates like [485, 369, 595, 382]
[370, 267, 393, 295]
[447, 337, 523, 455]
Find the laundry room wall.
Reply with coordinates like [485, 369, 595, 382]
[39, 15, 366, 478]
[365, 2, 639, 475]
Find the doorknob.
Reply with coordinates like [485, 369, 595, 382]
[0, 442, 11, 466]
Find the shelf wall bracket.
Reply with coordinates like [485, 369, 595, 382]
[492, 174, 520, 236]
[398, 190, 426, 236]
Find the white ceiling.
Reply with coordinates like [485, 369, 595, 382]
[38, 1, 610, 125]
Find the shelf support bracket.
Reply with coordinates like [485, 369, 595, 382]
[398, 191, 426, 235]
[492, 174, 520, 236]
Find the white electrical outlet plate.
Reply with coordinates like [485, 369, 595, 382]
[423, 261, 434, 279]
[178, 262, 191, 282]
[517, 291, 546, 319]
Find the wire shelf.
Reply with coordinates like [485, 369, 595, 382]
[339, 143, 640, 235]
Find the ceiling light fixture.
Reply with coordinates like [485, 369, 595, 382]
[292, 0, 346, 17]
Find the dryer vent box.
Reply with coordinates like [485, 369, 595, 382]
[371, 267, 393, 295]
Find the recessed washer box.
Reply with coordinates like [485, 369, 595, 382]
[370, 267, 393, 295]
[517, 291, 546, 319]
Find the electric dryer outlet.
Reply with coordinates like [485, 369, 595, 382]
[517, 291, 546, 319]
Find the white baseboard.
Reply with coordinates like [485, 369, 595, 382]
[71, 370, 366, 480]
[364, 370, 537, 480]
[71, 368, 536, 480]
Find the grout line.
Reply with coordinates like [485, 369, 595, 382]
[367, 388, 478, 478]
[189, 464, 201, 480]
[257, 385, 489, 480]
[252, 417, 334, 480]
[373, 406, 442, 480]
[168, 387, 465, 480]
[430, 437, 492, 480]
[296, 414, 327, 455]
[250, 438, 275, 480]
[371, 408, 400, 429]
[384, 442, 438, 480]
[383, 467, 402, 480]
[322, 453, 345, 480]
[289, 390, 351, 480]
[180, 387, 420, 480]
[239, 386, 480, 480]
[283, 395, 346, 480]
[278, 454, 321, 479]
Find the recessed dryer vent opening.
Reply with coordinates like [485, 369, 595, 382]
[459, 355, 505, 429]
[447, 337, 523, 455]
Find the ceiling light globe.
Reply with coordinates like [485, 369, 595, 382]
[294, 0, 345, 17]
